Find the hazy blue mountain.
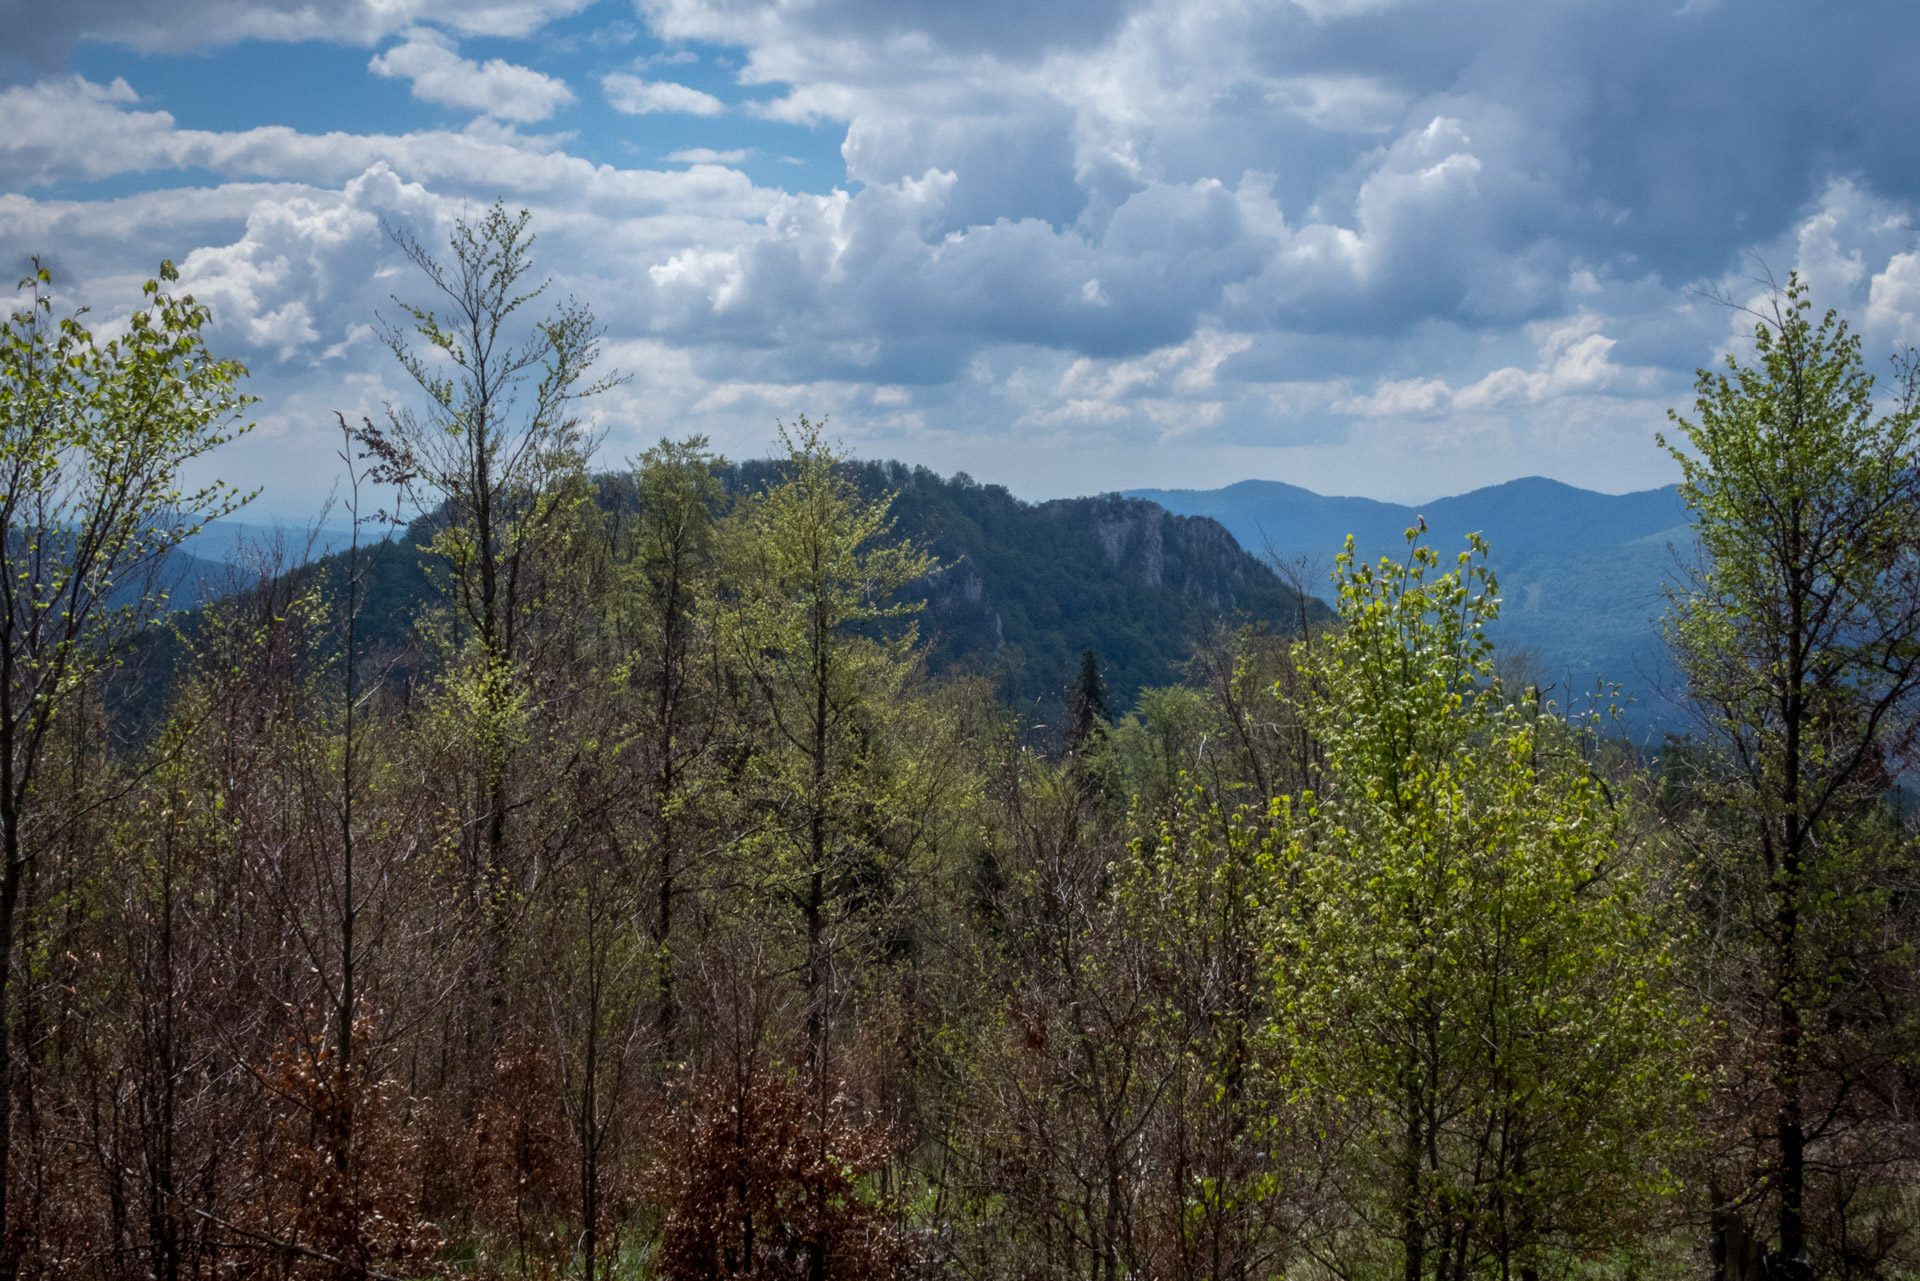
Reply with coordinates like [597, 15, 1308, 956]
[178, 519, 353, 564]
[133, 520, 358, 610]
[1128, 477, 1686, 566]
[1129, 477, 1697, 733]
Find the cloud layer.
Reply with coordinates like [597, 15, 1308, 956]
[6, 0, 1920, 513]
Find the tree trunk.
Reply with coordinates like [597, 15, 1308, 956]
[1777, 908, 1806, 1266]
[1401, 1057, 1425, 1281]
[580, 946, 599, 1281]
[0, 833, 20, 1281]
[655, 854, 676, 1057]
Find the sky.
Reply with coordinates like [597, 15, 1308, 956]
[5, 0, 1920, 517]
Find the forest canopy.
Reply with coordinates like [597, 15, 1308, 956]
[1, 213, 1917, 1281]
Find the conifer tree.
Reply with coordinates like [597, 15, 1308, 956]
[1067, 648, 1111, 753]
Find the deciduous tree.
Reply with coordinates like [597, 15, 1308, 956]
[1274, 530, 1686, 1281]
[0, 261, 250, 1275]
[1661, 274, 1920, 1277]
[365, 201, 623, 894]
[719, 418, 935, 1089]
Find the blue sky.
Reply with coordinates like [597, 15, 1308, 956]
[5, 0, 1920, 516]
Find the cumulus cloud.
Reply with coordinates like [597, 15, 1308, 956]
[369, 29, 575, 122]
[602, 74, 726, 116]
[170, 166, 421, 360]
[1056, 330, 1253, 404]
[0, 76, 169, 186]
[11, 0, 1920, 511]
[1334, 376, 1452, 419]
[1868, 257, 1920, 348]
[1336, 314, 1651, 418]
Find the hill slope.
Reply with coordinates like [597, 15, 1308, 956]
[153, 466, 1319, 724]
[1130, 476, 1694, 728]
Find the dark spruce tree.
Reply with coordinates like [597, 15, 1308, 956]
[1067, 649, 1111, 754]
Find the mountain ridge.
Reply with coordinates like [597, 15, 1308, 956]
[1129, 475, 1695, 730]
[1128, 476, 1688, 564]
[142, 467, 1324, 728]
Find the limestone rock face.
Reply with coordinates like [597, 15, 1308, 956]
[867, 478, 1322, 711]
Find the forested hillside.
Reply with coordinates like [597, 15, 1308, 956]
[4, 223, 1919, 1281]
[157, 464, 1319, 726]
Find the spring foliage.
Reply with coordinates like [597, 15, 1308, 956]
[1272, 530, 1688, 1280]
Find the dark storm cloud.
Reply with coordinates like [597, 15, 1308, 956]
[1441, 0, 1920, 281]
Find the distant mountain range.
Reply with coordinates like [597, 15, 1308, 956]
[178, 520, 352, 564]
[1129, 477, 1696, 731]
[144, 520, 354, 609]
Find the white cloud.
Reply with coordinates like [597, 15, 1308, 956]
[172, 172, 403, 360]
[1868, 254, 1920, 347]
[1285, 0, 1409, 18]
[1268, 76, 1407, 134]
[667, 148, 751, 165]
[1769, 180, 1920, 351]
[0, 76, 777, 224]
[601, 74, 726, 116]
[1334, 376, 1452, 418]
[1337, 314, 1649, 418]
[369, 29, 575, 122]
[0, 75, 179, 185]
[16, 0, 1920, 512]
[1457, 315, 1638, 407]
[1056, 330, 1253, 405]
[2, 0, 599, 61]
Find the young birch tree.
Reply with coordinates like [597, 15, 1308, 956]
[364, 201, 623, 896]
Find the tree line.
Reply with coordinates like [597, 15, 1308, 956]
[1, 206, 1917, 1281]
